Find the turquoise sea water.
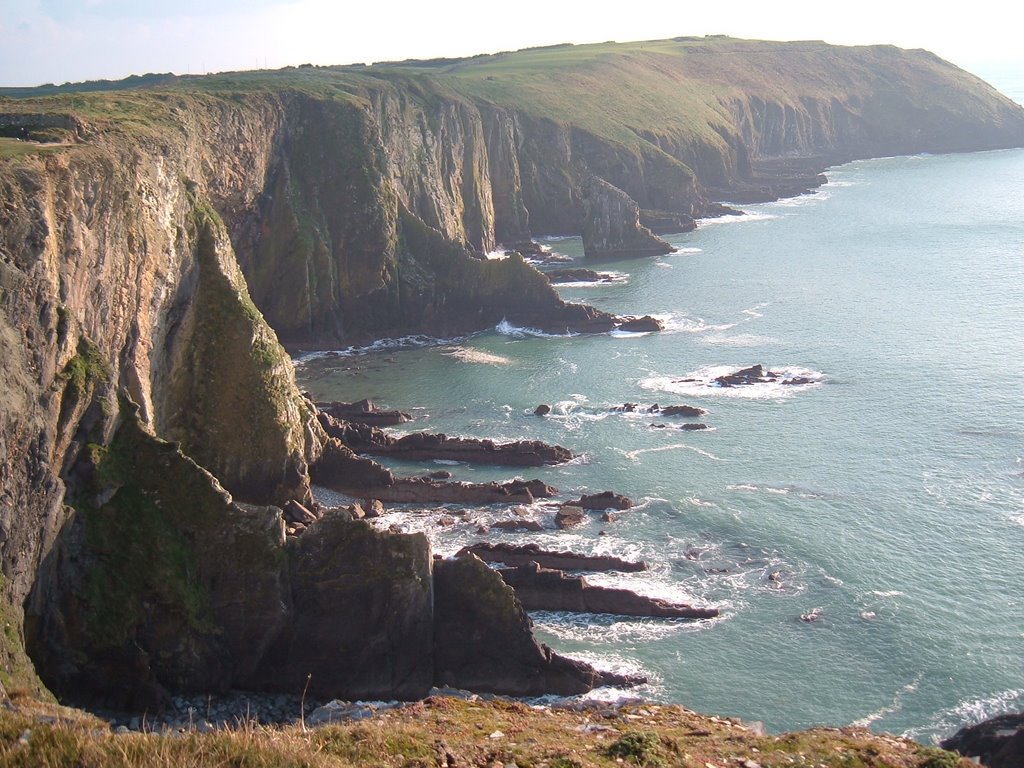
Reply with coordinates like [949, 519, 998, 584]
[298, 147, 1024, 742]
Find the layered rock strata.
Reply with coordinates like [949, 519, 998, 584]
[2, 36, 1023, 709]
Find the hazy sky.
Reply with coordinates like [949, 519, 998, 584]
[2, 0, 1022, 88]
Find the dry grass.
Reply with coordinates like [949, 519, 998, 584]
[0, 695, 969, 768]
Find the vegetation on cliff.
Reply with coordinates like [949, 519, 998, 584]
[1, 35, 1022, 741]
[0, 694, 969, 768]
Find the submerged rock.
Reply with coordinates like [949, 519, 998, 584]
[499, 562, 720, 619]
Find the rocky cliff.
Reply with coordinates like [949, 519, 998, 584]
[1, 36, 1023, 708]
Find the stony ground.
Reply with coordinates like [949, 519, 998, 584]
[0, 690, 969, 767]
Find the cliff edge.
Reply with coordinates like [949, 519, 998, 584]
[1, 36, 1022, 710]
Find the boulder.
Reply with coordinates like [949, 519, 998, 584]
[499, 562, 720, 620]
[680, 423, 709, 431]
[492, 519, 545, 532]
[458, 543, 647, 573]
[658, 404, 707, 417]
[942, 713, 1024, 768]
[433, 554, 643, 695]
[534, 404, 551, 416]
[283, 500, 317, 525]
[616, 315, 664, 333]
[570, 491, 634, 511]
[363, 499, 386, 518]
[555, 505, 586, 529]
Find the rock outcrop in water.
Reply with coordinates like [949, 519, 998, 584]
[498, 561, 720, 619]
[318, 410, 575, 466]
[1, 36, 1023, 710]
[941, 712, 1024, 768]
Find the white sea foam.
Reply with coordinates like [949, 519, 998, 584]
[293, 334, 464, 364]
[641, 364, 825, 400]
[551, 270, 629, 288]
[697, 211, 779, 226]
[654, 262, 673, 268]
[533, 612, 715, 645]
[622, 444, 723, 462]
[702, 333, 779, 347]
[903, 688, 1024, 743]
[495, 318, 577, 338]
[850, 675, 923, 729]
[768, 189, 831, 208]
[673, 247, 703, 254]
[442, 346, 513, 365]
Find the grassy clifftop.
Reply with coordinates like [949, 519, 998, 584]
[0, 694, 967, 768]
[4, 36, 1022, 163]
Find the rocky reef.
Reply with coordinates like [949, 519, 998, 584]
[1, 36, 1023, 714]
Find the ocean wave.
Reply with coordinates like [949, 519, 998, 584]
[726, 483, 827, 499]
[495, 318, 578, 338]
[533, 612, 716, 644]
[903, 688, 1024, 744]
[850, 675, 923, 729]
[551, 270, 629, 288]
[673, 247, 703, 254]
[640, 364, 826, 400]
[767, 189, 832, 208]
[293, 334, 464, 364]
[702, 333, 779, 347]
[621, 444, 723, 462]
[697, 211, 779, 226]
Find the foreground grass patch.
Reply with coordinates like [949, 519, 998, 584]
[0, 696, 970, 768]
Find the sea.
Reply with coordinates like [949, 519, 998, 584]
[296, 73, 1024, 743]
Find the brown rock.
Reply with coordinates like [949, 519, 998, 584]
[433, 554, 644, 696]
[317, 399, 412, 426]
[319, 412, 574, 467]
[283, 500, 317, 525]
[616, 315, 664, 333]
[534, 404, 551, 416]
[571, 491, 634, 511]
[458, 543, 647, 573]
[658, 404, 707, 417]
[555, 505, 585, 529]
[492, 519, 545, 532]
[499, 562, 719, 620]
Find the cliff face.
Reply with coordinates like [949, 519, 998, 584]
[1, 37, 1023, 706]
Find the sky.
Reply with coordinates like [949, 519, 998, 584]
[2, 0, 1022, 88]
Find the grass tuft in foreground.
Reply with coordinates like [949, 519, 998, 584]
[0, 694, 970, 768]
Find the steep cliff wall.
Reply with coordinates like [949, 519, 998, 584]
[1, 37, 1023, 705]
[0, 103, 322, 695]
